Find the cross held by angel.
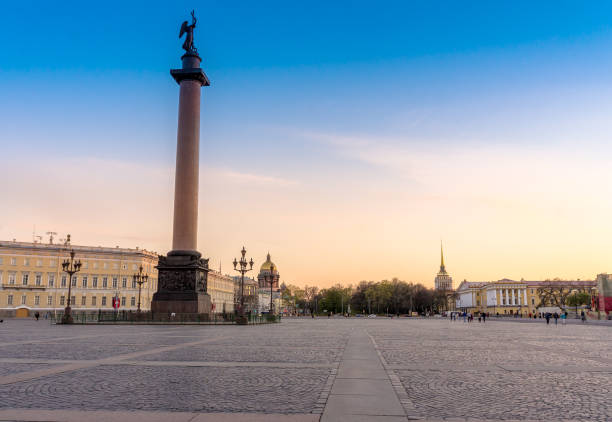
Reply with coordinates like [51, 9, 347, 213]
[180, 10, 197, 53]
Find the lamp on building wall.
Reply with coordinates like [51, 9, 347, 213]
[133, 265, 149, 312]
[233, 246, 254, 325]
[61, 249, 81, 324]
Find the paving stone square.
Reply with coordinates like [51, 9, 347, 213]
[0, 318, 610, 421]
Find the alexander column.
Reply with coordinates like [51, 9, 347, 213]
[151, 11, 212, 318]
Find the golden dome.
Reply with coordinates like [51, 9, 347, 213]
[260, 253, 278, 273]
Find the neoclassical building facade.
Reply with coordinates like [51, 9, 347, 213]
[455, 278, 597, 316]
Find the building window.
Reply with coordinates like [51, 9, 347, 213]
[132, 264, 138, 271]
[130, 297, 136, 306]
[121, 297, 126, 306]
[122, 277, 127, 288]
[7, 295, 13, 305]
[81, 296, 86, 306]
[112, 277, 118, 288]
[92, 296, 97, 306]
[0, 257, 3, 264]
[103, 277, 108, 288]
[132, 279, 136, 288]
[93, 262, 98, 269]
[10, 257, 17, 265]
[36, 259, 42, 267]
[22, 273, 29, 285]
[531, 289, 534, 294]
[24, 258, 30, 266]
[82, 276, 88, 288]
[49, 274, 54, 287]
[101, 296, 107, 306]
[47, 296, 52, 305]
[122, 264, 127, 270]
[71, 276, 77, 287]
[112, 263, 118, 270]
[531, 298, 535, 305]
[71, 296, 75, 306]
[35, 296, 40, 306]
[60, 296, 65, 305]
[35, 274, 42, 286]
[49, 259, 56, 267]
[21, 295, 26, 305]
[61, 276, 67, 287]
[9, 273, 16, 285]
[103, 262, 108, 270]
[83, 261, 88, 269]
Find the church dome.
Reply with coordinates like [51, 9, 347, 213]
[260, 253, 278, 273]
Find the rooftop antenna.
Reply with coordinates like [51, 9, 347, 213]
[46, 231, 57, 245]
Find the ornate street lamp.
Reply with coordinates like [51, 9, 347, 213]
[233, 246, 254, 324]
[266, 263, 276, 315]
[133, 265, 149, 312]
[61, 249, 82, 324]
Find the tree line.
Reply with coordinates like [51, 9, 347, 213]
[281, 278, 450, 315]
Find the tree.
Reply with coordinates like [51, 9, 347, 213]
[567, 291, 590, 307]
[303, 286, 319, 315]
[537, 280, 573, 308]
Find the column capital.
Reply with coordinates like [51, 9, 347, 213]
[170, 68, 210, 86]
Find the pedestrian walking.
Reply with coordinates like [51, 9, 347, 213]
[581, 310, 586, 323]
[561, 312, 567, 325]
[34, 311, 40, 321]
[482, 313, 486, 323]
[545, 313, 551, 325]
[553, 312, 558, 325]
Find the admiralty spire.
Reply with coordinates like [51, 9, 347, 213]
[434, 242, 453, 291]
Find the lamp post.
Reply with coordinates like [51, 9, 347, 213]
[570, 289, 579, 319]
[233, 246, 254, 325]
[266, 264, 276, 315]
[133, 265, 149, 313]
[61, 249, 81, 324]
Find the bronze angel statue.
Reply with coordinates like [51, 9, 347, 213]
[179, 10, 197, 53]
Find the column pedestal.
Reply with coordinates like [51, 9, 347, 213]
[151, 251, 211, 319]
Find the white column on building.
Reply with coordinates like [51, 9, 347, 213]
[512, 289, 516, 305]
[523, 288, 527, 305]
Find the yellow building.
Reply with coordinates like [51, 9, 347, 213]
[455, 278, 597, 316]
[0, 238, 158, 317]
[207, 269, 236, 314]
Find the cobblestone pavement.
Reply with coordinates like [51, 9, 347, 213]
[368, 318, 612, 422]
[0, 317, 609, 421]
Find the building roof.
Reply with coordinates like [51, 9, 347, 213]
[259, 253, 278, 273]
[0, 239, 158, 258]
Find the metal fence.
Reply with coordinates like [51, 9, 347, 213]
[51, 310, 281, 325]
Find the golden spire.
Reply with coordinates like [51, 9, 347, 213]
[438, 241, 447, 274]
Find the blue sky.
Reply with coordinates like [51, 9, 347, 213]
[2, 1, 612, 286]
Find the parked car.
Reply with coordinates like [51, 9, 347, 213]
[367, 314, 377, 318]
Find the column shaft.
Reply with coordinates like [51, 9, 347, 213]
[172, 80, 201, 252]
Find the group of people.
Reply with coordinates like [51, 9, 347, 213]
[449, 311, 487, 323]
[543, 310, 587, 325]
